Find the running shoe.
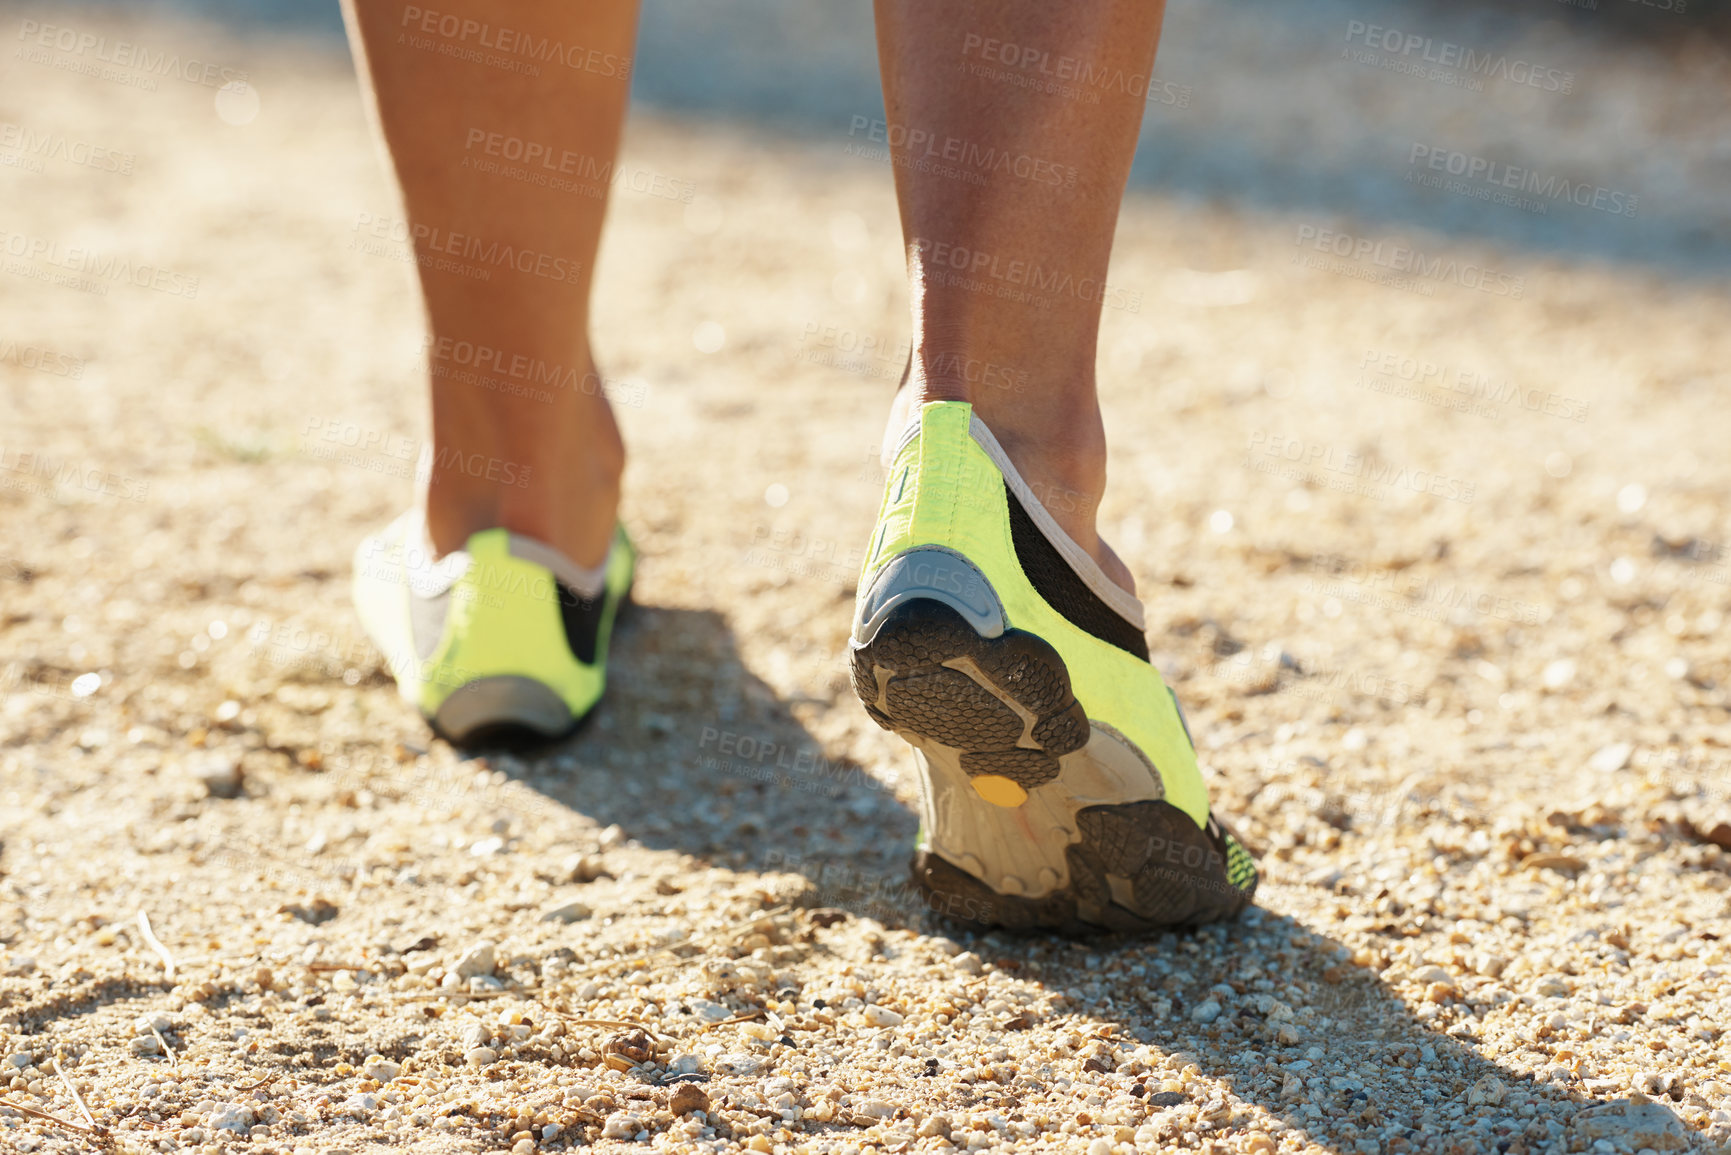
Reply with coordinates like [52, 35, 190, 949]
[352, 512, 633, 744]
[850, 401, 1257, 932]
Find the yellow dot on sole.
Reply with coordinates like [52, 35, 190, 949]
[970, 774, 1028, 808]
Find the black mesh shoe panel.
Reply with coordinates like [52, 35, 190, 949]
[1005, 481, 1149, 660]
[558, 582, 605, 665]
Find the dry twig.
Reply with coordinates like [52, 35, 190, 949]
[698, 1009, 768, 1032]
[0, 1097, 96, 1134]
[51, 1060, 98, 1132]
[151, 1025, 177, 1067]
[136, 909, 176, 981]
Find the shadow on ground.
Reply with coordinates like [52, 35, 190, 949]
[475, 601, 1685, 1155]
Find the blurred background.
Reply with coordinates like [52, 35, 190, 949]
[28, 0, 1731, 270]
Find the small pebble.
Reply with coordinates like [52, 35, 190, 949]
[669, 1084, 709, 1116]
[564, 853, 610, 882]
[863, 1004, 904, 1027]
[917, 1114, 951, 1138]
[361, 1056, 401, 1083]
[1589, 742, 1633, 773]
[541, 899, 593, 924]
[600, 1112, 642, 1140]
[188, 753, 242, 798]
[1542, 658, 1577, 690]
[953, 951, 984, 976]
[464, 1047, 497, 1068]
[452, 942, 497, 980]
[209, 1104, 253, 1133]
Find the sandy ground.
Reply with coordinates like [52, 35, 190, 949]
[4, 8, 1731, 1155]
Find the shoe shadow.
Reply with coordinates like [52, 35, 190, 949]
[496, 603, 920, 907]
[953, 912, 1690, 1153]
[486, 603, 1690, 1155]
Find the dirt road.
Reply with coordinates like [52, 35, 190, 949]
[3, 9, 1731, 1155]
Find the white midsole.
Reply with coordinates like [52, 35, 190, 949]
[907, 720, 1165, 900]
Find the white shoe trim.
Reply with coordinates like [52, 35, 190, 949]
[505, 533, 611, 599]
[373, 510, 469, 599]
[967, 414, 1147, 632]
[375, 512, 611, 600]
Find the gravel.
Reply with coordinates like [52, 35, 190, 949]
[3, 7, 1731, 1155]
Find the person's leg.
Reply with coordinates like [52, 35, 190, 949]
[874, 0, 1166, 594]
[341, 0, 639, 567]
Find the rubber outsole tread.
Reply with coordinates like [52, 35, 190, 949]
[958, 748, 1061, 788]
[854, 600, 1086, 761]
[853, 597, 1256, 934]
[912, 802, 1254, 935]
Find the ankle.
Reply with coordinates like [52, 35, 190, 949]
[425, 409, 625, 567]
[981, 416, 1136, 598]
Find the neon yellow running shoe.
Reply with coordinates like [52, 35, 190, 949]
[352, 512, 634, 744]
[850, 401, 1257, 932]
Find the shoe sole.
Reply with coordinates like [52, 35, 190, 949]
[430, 675, 579, 748]
[850, 598, 1252, 934]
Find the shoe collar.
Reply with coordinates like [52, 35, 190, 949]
[893, 401, 1147, 633]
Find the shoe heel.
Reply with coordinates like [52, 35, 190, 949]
[849, 596, 1089, 802]
[852, 545, 1006, 646]
[430, 675, 576, 746]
